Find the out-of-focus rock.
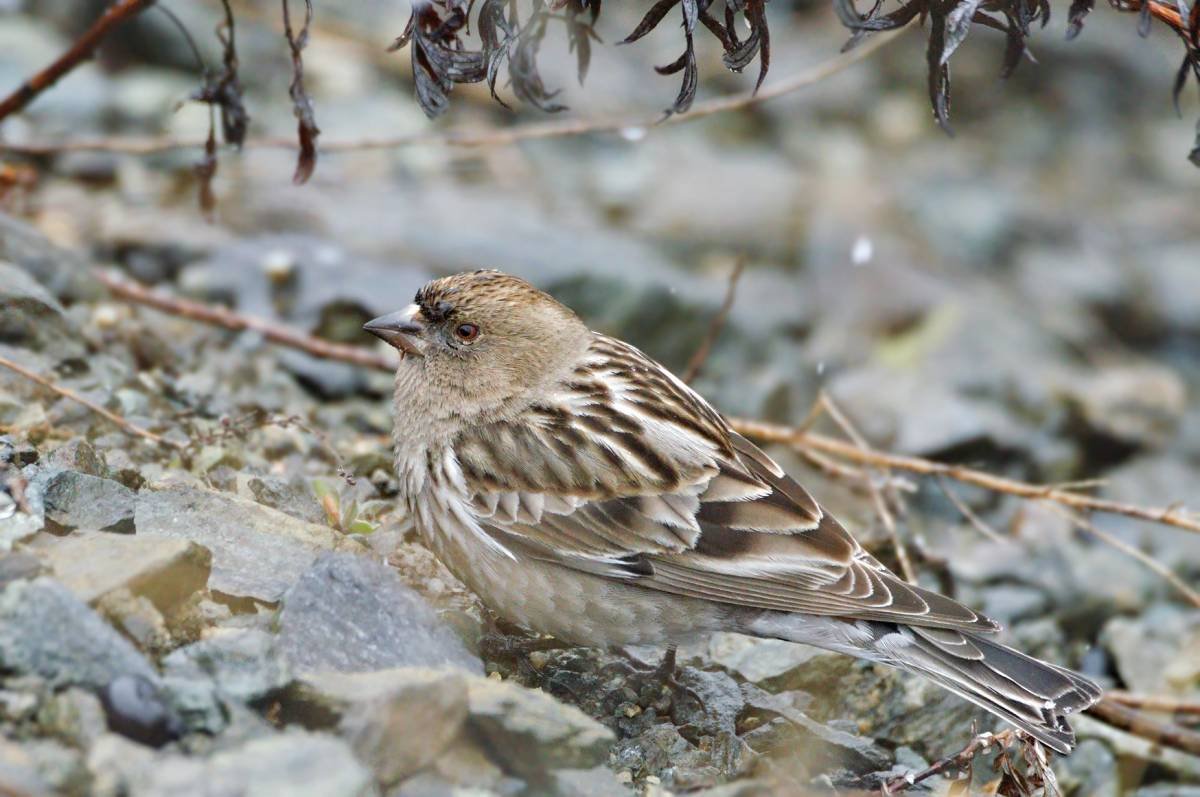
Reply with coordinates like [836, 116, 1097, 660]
[162, 629, 291, 704]
[0, 578, 158, 690]
[0, 261, 85, 360]
[1101, 604, 1200, 697]
[1062, 364, 1186, 449]
[36, 532, 209, 614]
[87, 730, 375, 797]
[41, 472, 136, 533]
[278, 552, 481, 675]
[134, 485, 363, 602]
[99, 674, 182, 749]
[0, 213, 100, 301]
[237, 474, 326, 525]
[292, 667, 468, 787]
[466, 674, 616, 780]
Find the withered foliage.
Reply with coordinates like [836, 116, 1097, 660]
[389, 0, 1200, 163]
[390, 0, 772, 118]
[282, 0, 321, 184]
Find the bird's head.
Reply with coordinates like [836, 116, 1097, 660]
[365, 270, 590, 421]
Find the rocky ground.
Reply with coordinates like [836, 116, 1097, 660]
[2, 1, 1200, 795]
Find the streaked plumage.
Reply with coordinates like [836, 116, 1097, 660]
[367, 270, 1102, 754]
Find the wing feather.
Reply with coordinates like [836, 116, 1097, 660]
[450, 334, 999, 635]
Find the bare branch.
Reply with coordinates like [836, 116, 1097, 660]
[0, 0, 157, 123]
[1043, 502, 1200, 609]
[936, 473, 1008, 545]
[0, 353, 183, 451]
[1088, 696, 1200, 757]
[1106, 690, 1200, 717]
[683, 257, 745, 384]
[730, 418, 1200, 536]
[92, 269, 393, 371]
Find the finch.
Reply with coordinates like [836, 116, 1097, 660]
[365, 270, 1101, 753]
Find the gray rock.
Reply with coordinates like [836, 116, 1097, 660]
[0, 738, 58, 797]
[42, 472, 137, 533]
[1057, 738, 1119, 797]
[87, 730, 376, 797]
[99, 674, 182, 748]
[0, 578, 158, 691]
[238, 475, 325, 525]
[1101, 604, 1200, 696]
[0, 550, 43, 588]
[37, 688, 108, 749]
[295, 667, 468, 787]
[465, 675, 616, 779]
[0, 212, 100, 302]
[0, 261, 84, 359]
[38, 532, 210, 613]
[135, 484, 362, 602]
[551, 767, 634, 796]
[44, 439, 106, 477]
[162, 629, 291, 704]
[740, 683, 891, 774]
[279, 552, 481, 675]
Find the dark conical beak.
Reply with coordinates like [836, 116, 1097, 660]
[364, 304, 425, 357]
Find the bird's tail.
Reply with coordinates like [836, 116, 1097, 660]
[756, 615, 1102, 753]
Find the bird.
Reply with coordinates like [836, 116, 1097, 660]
[364, 269, 1102, 754]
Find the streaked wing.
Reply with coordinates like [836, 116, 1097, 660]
[451, 334, 998, 634]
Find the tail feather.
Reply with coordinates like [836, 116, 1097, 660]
[750, 613, 1102, 754]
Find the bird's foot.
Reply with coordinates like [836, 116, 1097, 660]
[477, 616, 570, 681]
[604, 645, 701, 710]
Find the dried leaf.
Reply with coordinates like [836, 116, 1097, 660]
[620, 0, 682, 44]
[1065, 0, 1093, 39]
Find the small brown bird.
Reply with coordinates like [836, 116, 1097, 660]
[366, 270, 1101, 753]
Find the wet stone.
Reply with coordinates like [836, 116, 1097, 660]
[278, 552, 481, 675]
[0, 578, 158, 691]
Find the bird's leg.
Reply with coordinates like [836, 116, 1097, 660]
[604, 644, 701, 709]
[477, 613, 571, 681]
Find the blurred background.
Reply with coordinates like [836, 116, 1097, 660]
[1, 0, 1198, 795]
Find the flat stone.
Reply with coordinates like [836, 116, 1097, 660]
[42, 472, 136, 533]
[38, 532, 210, 613]
[35, 531, 206, 611]
[296, 667, 468, 787]
[279, 552, 481, 675]
[0, 578, 158, 691]
[135, 484, 363, 602]
[466, 675, 616, 778]
[87, 730, 375, 797]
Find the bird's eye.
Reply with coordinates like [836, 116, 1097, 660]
[454, 323, 480, 342]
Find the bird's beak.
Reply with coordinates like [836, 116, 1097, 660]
[364, 304, 425, 358]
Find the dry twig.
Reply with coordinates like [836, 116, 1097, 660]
[1043, 503, 1200, 609]
[882, 729, 1016, 794]
[0, 0, 157, 123]
[732, 418, 1200, 536]
[92, 270, 393, 371]
[683, 258, 745, 384]
[0, 28, 905, 157]
[1088, 696, 1200, 757]
[936, 473, 1008, 545]
[0, 353, 183, 451]
[819, 391, 917, 584]
[1106, 690, 1200, 717]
